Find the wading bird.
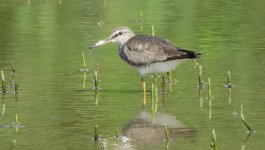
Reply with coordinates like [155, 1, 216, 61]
[89, 26, 200, 82]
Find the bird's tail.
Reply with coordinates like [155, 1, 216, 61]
[193, 52, 201, 59]
[179, 49, 201, 59]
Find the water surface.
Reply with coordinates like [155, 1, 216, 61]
[0, 0, 265, 149]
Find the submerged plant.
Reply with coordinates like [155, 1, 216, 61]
[207, 78, 212, 119]
[96, 64, 99, 73]
[227, 71, 232, 87]
[151, 25, 155, 36]
[164, 124, 170, 142]
[136, 11, 144, 29]
[142, 82, 146, 95]
[80, 51, 89, 72]
[115, 129, 119, 142]
[82, 51, 86, 68]
[11, 139, 16, 150]
[1, 95, 6, 117]
[198, 65, 203, 87]
[240, 105, 253, 133]
[225, 71, 234, 88]
[94, 125, 99, 141]
[151, 83, 155, 111]
[167, 72, 172, 82]
[210, 129, 218, 150]
[94, 90, 99, 106]
[142, 82, 147, 107]
[13, 113, 24, 133]
[199, 87, 203, 108]
[1, 70, 6, 94]
[11, 62, 16, 75]
[207, 77, 212, 99]
[151, 83, 155, 124]
[94, 71, 99, 90]
[14, 83, 18, 93]
[15, 113, 19, 124]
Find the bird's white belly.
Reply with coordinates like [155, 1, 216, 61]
[138, 59, 187, 75]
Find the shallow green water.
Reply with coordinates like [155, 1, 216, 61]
[1, 0, 265, 149]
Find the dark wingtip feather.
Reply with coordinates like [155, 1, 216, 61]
[181, 50, 201, 59]
[193, 52, 201, 59]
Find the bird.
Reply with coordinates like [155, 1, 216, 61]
[89, 26, 200, 82]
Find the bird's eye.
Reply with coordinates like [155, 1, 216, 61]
[118, 32, 123, 35]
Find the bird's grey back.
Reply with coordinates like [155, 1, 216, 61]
[119, 35, 200, 67]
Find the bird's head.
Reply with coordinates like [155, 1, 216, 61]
[89, 26, 134, 49]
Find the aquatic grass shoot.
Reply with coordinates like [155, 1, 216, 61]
[115, 129, 119, 142]
[94, 71, 98, 89]
[207, 77, 212, 99]
[142, 82, 146, 95]
[162, 75, 165, 94]
[151, 25, 155, 36]
[136, 12, 144, 30]
[167, 72, 172, 82]
[151, 83, 155, 124]
[142, 82, 147, 107]
[80, 51, 89, 72]
[228, 88, 232, 104]
[97, 20, 105, 27]
[243, 132, 252, 144]
[225, 71, 233, 88]
[167, 81, 172, 94]
[11, 62, 16, 75]
[13, 113, 24, 133]
[151, 83, 155, 110]
[151, 80, 158, 112]
[240, 105, 253, 133]
[154, 82, 159, 113]
[209, 98, 212, 119]
[93, 71, 100, 91]
[208, 78, 212, 119]
[94, 90, 99, 106]
[210, 129, 218, 150]
[1, 95, 6, 117]
[193, 60, 199, 67]
[13, 113, 25, 129]
[199, 87, 203, 108]
[82, 51, 86, 68]
[96, 64, 99, 73]
[16, 113, 19, 124]
[10, 62, 17, 90]
[164, 124, 170, 142]
[198, 65, 203, 87]
[11, 139, 16, 150]
[1, 70, 7, 94]
[227, 71, 232, 87]
[83, 72, 86, 88]
[14, 84, 19, 95]
[166, 72, 172, 93]
[94, 125, 99, 141]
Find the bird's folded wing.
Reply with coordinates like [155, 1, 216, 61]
[120, 35, 195, 66]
